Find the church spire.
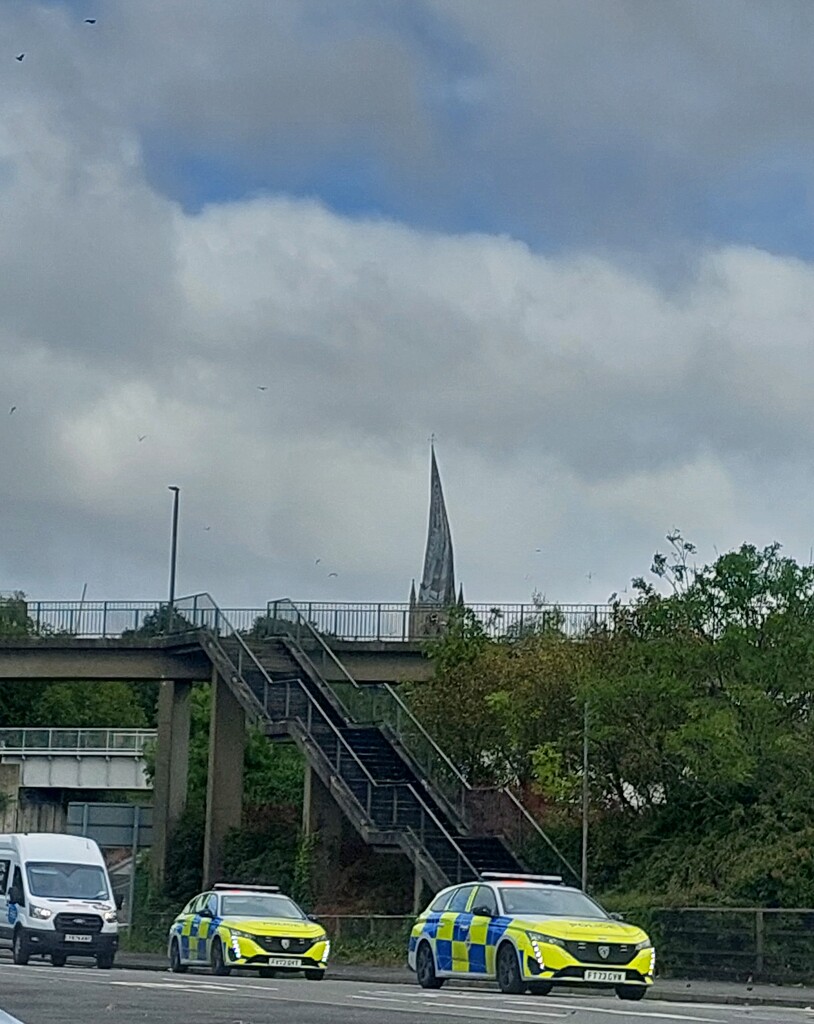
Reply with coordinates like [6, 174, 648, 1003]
[417, 442, 456, 607]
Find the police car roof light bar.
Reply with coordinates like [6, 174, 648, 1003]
[480, 872, 564, 885]
[213, 883, 281, 892]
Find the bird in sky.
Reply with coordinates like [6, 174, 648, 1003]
[328, 572, 338, 578]
[15, 54, 24, 62]
[137, 435, 147, 442]
[257, 386, 269, 391]
[84, 18, 97, 24]
[586, 571, 594, 582]
[314, 558, 321, 565]
[9, 406, 16, 415]
[203, 526, 211, 532]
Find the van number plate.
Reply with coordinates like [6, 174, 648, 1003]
[584, 969, 626, 983]
[65, 934, 93, 943]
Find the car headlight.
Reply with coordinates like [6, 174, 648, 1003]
[526, 931, 565, 948]
[104, 910, 118, 924]
[320, 940, 331, 963]
[311, 931, 327, 944]
[635, 939, 653, 951]
[229, 929, 255, 941]
[30, 905, 52, 921]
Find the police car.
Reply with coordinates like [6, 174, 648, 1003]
[167, 883, 330, 979]
[408, 873, 654, 1000]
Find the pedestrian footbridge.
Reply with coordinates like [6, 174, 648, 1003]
[0, 728, 155, 790]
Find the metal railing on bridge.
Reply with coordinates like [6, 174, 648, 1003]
[0, 728, 156, 755]
[16, 599, 612, 640]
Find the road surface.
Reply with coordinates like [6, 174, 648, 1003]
[0, 964, 810, 1024]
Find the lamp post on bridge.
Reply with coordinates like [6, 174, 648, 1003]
[167, 486, 180, 633]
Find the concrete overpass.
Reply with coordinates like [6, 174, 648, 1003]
[0, 728, 154, 790]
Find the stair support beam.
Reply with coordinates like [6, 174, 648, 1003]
[203, 666, 246, 885]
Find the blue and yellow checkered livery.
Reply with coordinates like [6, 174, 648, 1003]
[407, 876, 655, 1001]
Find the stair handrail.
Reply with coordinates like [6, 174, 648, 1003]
[271, 598, 472, 809]
[279, 598, 578, 883]
[184, 593, 482, 883]
[179, 593, 578, 885]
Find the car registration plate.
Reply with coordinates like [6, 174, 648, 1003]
[266, 957, 302, 968]
[584, 969, 626, 984]
[65, 934, 93, 943]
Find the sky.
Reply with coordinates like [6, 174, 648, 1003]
[3, 0, 814, 608]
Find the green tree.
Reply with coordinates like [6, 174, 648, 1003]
[31, 681, 149, 728]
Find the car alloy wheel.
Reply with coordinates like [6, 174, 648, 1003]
[170, 939, 187, 974]
[211, 940, 231, 977]
[497, 943, 525, 995]
[416, 942, 444, 990]
[616, 984, 646, 1001]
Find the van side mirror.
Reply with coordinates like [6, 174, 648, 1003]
[115, 894, 124, 911]
[9, 886, 23, 905]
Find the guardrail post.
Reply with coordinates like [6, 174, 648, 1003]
[376, 604, 382, 641]
[101, 602, 108, 638]
[755, 909, 764, 978]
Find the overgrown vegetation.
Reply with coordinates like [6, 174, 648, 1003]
[411, 534, 814, 907]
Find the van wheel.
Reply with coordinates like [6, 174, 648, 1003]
[497, 943, 525, 994]
[51, 953, 67, 967]
[97, 952, 115, 970]
[416, 942, 444, 989]
[169, 939, 187, 974]
[12, 928, 30, 966]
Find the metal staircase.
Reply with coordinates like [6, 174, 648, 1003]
[175, 593, 578, 891]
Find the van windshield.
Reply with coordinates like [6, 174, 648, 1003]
[26, 862, 109, 901]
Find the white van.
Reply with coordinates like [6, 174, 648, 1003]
[0, 833, 119, 968]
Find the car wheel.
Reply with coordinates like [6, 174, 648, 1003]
[169, 939, 187, 974]
[51, 953, 67, 968]
[528, 982, 552, 996]
[259, 967, 277, 979]
[497, 943, 525, 995]
[304, 969, 325, 981]
[12, 929, 30, 966]
[97, 952, 115, 970]
[210, 940, 231, 977]
[416, 942, 444, 990]
[616, 984, 646, 1001]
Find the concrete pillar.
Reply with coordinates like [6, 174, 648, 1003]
[202, 669, 246, 886]
[302, 765, 345, 894]
[151, 680, 192, 886]
[0, 764, 20, 833]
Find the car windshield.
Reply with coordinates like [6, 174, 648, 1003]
[499, 887, 609, 920]
[220, 894, 305, 919]
[26, 862, 109, 901]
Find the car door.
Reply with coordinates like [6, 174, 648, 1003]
[468, 885, 499, 975]
[0, 858, 11, 943]
[445, 884, 477, 973]
[188, 894, 211, 962]
[174, 897, 197, 963]
[198, 892, 219, 962]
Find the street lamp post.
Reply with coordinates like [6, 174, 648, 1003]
[167, 486, 180, 632]
[581, 697, 589, 891]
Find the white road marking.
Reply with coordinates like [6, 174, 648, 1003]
[110, 981, 237, 993]
[510, 999, 721, 1022]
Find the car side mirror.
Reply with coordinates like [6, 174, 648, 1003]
[472, 905, 494, 918]
[9, 886, 23, 905]
[200, 907, 213, 918]
[115, 894, 124, 911]
[609, 912, 624, 921]
[307, 914, 320, 922]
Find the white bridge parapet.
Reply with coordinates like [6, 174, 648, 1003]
[0, 728, 156, 790]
